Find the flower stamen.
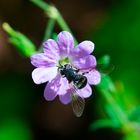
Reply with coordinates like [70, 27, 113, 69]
[59, 57, 70, 66]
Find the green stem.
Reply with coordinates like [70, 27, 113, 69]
[43, 18, 55, 41]
[38, 18, 55, 52]
[31, 0, 49, 11]
[30, 0, 78, 45]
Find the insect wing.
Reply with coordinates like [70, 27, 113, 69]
[71, 93, 85, 117]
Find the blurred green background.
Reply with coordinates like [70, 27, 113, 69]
[0, 0, 140, 140]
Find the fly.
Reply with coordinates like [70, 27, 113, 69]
[59, 64, 87, 89]
[58, 64, 87, 117]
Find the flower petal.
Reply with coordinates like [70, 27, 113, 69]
[44, 75, 70, 102]
[71, 41, 94, 58]
[77, 84, 92, 98]
[57, 77, 69, 95]
[59, 92, 72, 104]
[57, 31, 74, 55]
[32, 67, 57, 84]
[72, 55, 96, 70]
[44, 74, 61, 101]
[85, 70, 101, 85]
[43, 39, 60, 60]
[31, 53, 56, 67]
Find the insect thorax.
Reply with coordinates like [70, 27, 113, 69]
[59, 64, 87, 89]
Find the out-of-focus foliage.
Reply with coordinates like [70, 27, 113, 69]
[2, 23, 36, 57]
[92, 0, 140, 103]
[0, 73, 36, 140]
[0, 119, 32, 140]
[89, 0, 140, 139]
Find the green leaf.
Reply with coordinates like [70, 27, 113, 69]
[2, 22, 36, 57]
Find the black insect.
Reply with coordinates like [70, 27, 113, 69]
[58, 64, 87, 117]
[59, 64, 87, 89]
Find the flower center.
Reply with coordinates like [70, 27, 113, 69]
[59, 57, 70, 66]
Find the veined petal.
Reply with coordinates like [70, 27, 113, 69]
[85, 70, 101, 85]
[44, 74, 61, 101]
[71, 41, 94, 58]
[31, 53, 56, 67]
[59, 92, 72, 104]
[77, 84, 92, 98]
[72, 55, 96, 70]
[57, 31, 74, 55]
[32, 67, 57, 84]
[43, 39, 60, 60]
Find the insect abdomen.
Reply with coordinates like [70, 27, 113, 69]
[74, 75, 87, 89]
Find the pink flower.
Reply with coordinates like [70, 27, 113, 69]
[31, 31, 101, 105]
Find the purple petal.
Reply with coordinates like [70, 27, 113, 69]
[57, 76, 71, 104]
[71, 41, 94, 58]
[44, 75, 61, 101]
[57, 31, 74, 55]
[32, 67, 57, 84]
[31, 53, 56, 67]
[77, 84, 92, 98]
[72, 55, 96, 70]
[57, 77, 69, 95]
[59, 92, 72, 104]
[85, 70, 101, 85]
[44, 75, 70, 102]
[43, 39, 60, 60]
